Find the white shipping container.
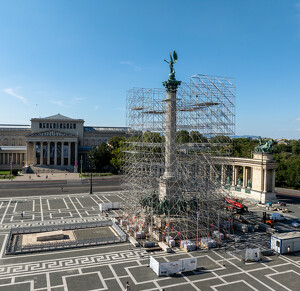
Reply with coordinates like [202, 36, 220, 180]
[245, 248, 260, 261]
[165, 236, 175, 247]
[99, 203, 112, 211]
[271, 232, 300, 254]
[180, 240, 196, 252]
[112, 202, 121, 209]
[150, 256, 197, 276]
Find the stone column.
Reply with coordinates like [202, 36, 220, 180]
[263, 169, 268, 192]
[231, 165, 235, 186]
[26, 143, 29, 166]
[33, 141, 37, 165]
[61, 142, 64, 166]
[75, 142, 78, 165]
[272, 169, 276, 193]
[221, 165, 225, 184]
[163, 89, 177, 179]
[47, 141, 50, 165]
[242, 166, 247, 188]
[54, 142, 57, 166]
[68, 142, 71, 166]
[159, 78, 181, 201]
[234, 166, 239, 186]
[40, 142, 44, 165]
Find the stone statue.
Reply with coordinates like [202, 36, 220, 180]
[247, 179, 252, 188]
[164, 51, 178, 81]
[254, 137, 274, 153]
[237, 178, 242, 186]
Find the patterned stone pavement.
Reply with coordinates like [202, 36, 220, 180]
[0, 192, 299, 290]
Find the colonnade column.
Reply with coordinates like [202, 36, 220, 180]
[61, 142, 64, 166]
[272, 169, 276, 193]
[242, 166, 247, 188]
[54, 142, 57, 166]
[33, 142, 37, 166]
[47, 142, 50, 165]
[75, 142, 78, 164]
[40, 142, 44, 165]
[263, 169, 268, 192]
[68, 142, 71, 166]
[26, 143, 29, 166]
[231, 165, 235, 186]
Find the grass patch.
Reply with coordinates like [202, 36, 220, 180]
[0, 171, 10, 175]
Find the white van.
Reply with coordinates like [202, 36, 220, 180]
[270, 213, 286, 221]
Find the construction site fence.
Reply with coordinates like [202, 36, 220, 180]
[6, 220, 127, 255]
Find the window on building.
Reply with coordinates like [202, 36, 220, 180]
[276, 241, 280, 247]
[70, 123, 73, 129]
[12, 139, 15, 146]
[74, 123, 76, 129]
[46, 123, 49, 128]
[50, 123, 53, 129]
[3, 138, 8, 146]
[60, 123, 62, 129]
[63, 123, 66, 129]
[39, 123, 42, 128]
[53, 123, 56, 129]
[67, 123, 69, 129]
[43, 123, 46, 128]
[19, 138, 23, 146]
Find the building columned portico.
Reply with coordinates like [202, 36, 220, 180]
[0, 114, 134, 171]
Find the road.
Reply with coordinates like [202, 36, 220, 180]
[0, 176, 122, 197]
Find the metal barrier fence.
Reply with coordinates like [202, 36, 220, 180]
[6, 220, 127, 255]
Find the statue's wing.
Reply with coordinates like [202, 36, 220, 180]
[173, 51, 178, 63]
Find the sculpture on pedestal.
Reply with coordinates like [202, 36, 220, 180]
[254, 137, 274, 153]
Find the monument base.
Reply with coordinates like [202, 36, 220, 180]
[159, 176, 177, 201]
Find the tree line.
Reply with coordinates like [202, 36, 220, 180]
[88, 133, 300, 190]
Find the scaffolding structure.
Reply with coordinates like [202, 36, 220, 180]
[122, 74, 235, 245]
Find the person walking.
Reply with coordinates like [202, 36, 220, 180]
[125, 281, 131, 291]
[21, 211, 24, 219]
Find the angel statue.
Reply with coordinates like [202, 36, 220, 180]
[164, 51, 178, 80]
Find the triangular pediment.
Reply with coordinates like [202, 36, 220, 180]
[44, 114, 73, 120]
[27, 130, 77, 137]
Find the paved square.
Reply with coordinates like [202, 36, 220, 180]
[0, 191, 299, 290]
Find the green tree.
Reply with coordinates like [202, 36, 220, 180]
[176, 130, 190, 143]
[88, 143, 111, 172]
[108, 136, 126, 173]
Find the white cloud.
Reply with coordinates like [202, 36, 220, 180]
[3, 88, 27, 104]
[51, 100, 67, 107]
[72, 97, 85, 102]
[296, 128, 300, 131]
[95, 105, 99, 110]
[120, 61, 132, 65]
[120, 61, 142, 72]
[296, 117, 300, 121]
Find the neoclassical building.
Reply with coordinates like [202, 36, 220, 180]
[0, 114, 133, 171]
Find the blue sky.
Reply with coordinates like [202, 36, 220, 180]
[0, 0, 300, 139]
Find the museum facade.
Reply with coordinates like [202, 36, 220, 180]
[0, 114, 133, 171]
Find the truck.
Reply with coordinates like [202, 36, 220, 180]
[224, 197, 248, 213]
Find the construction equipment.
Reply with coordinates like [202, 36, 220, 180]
[225, 197, 248, 213]
[262, 212, 275, 228]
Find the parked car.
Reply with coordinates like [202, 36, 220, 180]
[291, 221, 300, 228]
[270, 213, 286, 221]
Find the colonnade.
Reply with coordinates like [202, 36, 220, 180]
[27, 140, 78, 167]
[0, 153, 25, 165]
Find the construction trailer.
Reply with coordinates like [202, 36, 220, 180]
[150, 256, 197, 276]
[271, 232, 300, 254]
